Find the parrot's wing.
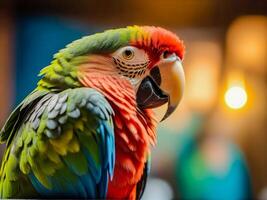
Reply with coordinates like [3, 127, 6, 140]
[0, 90, 49, 144]
[136, 155, 151, 200]
[0, 88, 115, 199]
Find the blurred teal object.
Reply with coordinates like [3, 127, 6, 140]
[175, 114, 252, 200]
[14, 16, 99, 105]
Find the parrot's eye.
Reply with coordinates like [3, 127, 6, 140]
[112, 46, 150, 78]
[122, 48, 134, 60]
[162, 50, 172, 59]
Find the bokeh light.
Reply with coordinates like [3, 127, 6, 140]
[225, 86, 247, 109]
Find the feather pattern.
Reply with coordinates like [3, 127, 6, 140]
[78, 72, 156, 199]
[0, 88, 115, 199]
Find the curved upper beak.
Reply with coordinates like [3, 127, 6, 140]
[136, 53, 185, 121]
[158, 54, 185, 120]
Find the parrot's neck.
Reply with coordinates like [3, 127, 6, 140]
[79, 72, 157, 151]
[79, 73, 157, 199]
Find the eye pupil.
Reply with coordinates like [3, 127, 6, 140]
[125, 50, 132, 56]
[122, 49, 134, 59]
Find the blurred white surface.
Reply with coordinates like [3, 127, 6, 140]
[142, 177, 174, 200]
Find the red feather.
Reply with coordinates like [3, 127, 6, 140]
[79, 73, 156, 199]
[131, 26, 185, 67]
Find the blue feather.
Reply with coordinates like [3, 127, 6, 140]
[28, 173, 52, 196]
[103, 121, 115, 178]
[79, 172, 97, 198]
[98, 124, 107, 167]
[29, 168, 88, 198]
[98, 169, 109, 199]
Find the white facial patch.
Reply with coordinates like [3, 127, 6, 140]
[112, 46, 150, 78]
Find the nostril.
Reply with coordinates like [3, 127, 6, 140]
[150, 66, 161, 86]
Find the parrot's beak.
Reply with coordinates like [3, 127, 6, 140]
[136, 53, 185, 121]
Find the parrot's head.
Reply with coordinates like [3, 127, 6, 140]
[39, 26, 185, 121]
[109, 27, 185, 120]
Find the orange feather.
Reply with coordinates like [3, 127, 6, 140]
[79, 73, 156, 199]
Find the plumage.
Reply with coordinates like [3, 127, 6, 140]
[0, 89, 115, 198]
[0, 26, 185, 199]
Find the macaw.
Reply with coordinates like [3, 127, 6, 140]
[0, 26, 185, 199]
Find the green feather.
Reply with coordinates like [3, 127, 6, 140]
[5, 155, 18, 181]
[19, 149, 30, 174]
[63, 152, 88, 176]
[2, 179, 19, 198]
[77, 130, 100, 166]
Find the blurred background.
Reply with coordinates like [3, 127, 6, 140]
[0, 0, 267, 199]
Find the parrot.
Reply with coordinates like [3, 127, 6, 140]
[0, 25, 185, 199]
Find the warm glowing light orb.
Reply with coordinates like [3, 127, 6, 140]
[225, 86, 247, 109]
